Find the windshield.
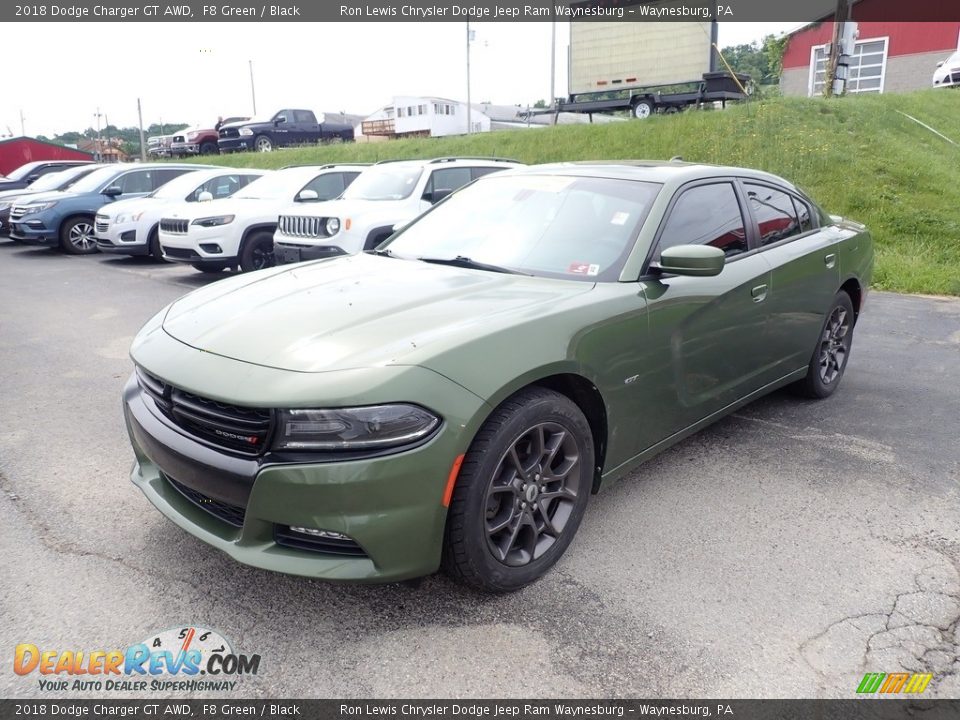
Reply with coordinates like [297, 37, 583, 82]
[231, 170, 308, 200]
[6, 162, 46, 181]
[384, 174, 662, 282]
[149, 171, 211, 199]
[26, 165, 94, 191]
[342, 165, 423, 201]
[65, 166, 126, 194]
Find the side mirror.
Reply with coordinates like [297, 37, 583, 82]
[428, 188, 453, 204]
[297, 189, 319, 202]
[656, 245, 725, 277]
[102, 186, 123, 198]
[936, 60, 945, 68]
[391, 220, 410, 233]
[197, 191, 214, 202]
[26, 174, 40, 184]
[275, 116, 287, 125]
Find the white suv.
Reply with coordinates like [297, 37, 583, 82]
[272, 157, 523, 264]
[157, 165, 365, 274]
[95, 168, 265, 259]
[933, 50, 960, 88]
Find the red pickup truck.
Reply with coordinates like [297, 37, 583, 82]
[171, 117, 249, 156]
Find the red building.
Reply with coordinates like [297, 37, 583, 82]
[0, 136, 94, 176]
[781, 0, 960, 96]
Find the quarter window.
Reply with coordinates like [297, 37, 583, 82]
[744, 183, 802, 246]
[658, 183, 748, 259]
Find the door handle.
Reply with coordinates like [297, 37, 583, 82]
[824, 253, 837, 269]
[751, 284, 768, 303]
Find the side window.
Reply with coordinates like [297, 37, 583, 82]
[792, 196, 814, 234]
[658, 183, 748, 258]
[115, 170, 154, 194]
[302, 173, 347, 201]
[744, 183, 802, 247]
[341, 172, 361, 190]
[275, 111, 289, 124]
[294, 110, 314, 123]
[423, 168, 473, 201]
[193, 174, 243, 201]
[471, 166, 503, 180]
[153, 168, 189, 189]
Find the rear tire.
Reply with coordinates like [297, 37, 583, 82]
[632, 99, 654, 119]
[239, 231, 275, 272]
[59, 217, 98, 255]
[792, 291, 856, 399]
[442, 387, 594, 592]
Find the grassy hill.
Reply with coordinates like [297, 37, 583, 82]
[196, 91, 960, 296]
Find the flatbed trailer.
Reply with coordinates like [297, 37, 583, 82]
[553, 72, 751, 120]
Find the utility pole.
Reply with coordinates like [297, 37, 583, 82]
[137, 98, 147, 162]
[824, 0, 851, 97]
[19, 110, 25, 137]
[249, 60, 257, 115]
[95, 108, 103, 162]
[466, 22, 472, 135]
[105, 114, 112, 162]
[549, 19, 556, 107]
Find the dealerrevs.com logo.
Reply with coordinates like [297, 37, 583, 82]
[14, 626, 261, 693]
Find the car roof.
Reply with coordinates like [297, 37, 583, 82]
[373, 157, 523, 169]
[500, 160, 798, 191]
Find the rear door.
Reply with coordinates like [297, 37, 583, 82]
[631, 179, 773, 452]
[741, 180, 840, 381]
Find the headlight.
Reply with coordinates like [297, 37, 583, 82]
[274, 404, 440, 451]
[20, 201, 57, 215]
[115, 211, 144, 224]
[325, 217, 340, 236]
[238, 128, 254, 136]
[192, 215, 234, 227]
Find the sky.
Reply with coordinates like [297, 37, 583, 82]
[3, 22, 802, 139]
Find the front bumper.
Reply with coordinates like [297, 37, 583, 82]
[160, 227, 238, 263]
[9, 215, 58, 245]
[96, 219, 147, 254]
[122, 367, 484, 582]
[274, 240, 347, 264]
[217, 138, 251, 152]
[170, 142, 200, 155]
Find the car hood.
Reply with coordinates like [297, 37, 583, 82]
[162, 196, 275, 220]
[299, 197, 418, 220]
[11, 190, 81, 205]
[161, 253, 593, 373]
[98, 196, 162, 216]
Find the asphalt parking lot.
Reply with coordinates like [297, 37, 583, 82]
[1, 240, 958, 700]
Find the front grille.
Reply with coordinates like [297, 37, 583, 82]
[160, 218, 189, 234]
[10, 207, 26, 221]
[137, 367, 273, 456]
[165, 474, 246, 527]
[274, 526, 368, 557]
[278, 214, 325, 239]
[95, 215, 109, 233]
[219, 127, 239, 139]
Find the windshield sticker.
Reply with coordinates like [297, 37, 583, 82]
[568, 262, 591, 275]
[611, 212, 630, 226]
[588, 264, 601, 276]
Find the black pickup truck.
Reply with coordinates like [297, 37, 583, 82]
[217, 109, 355, 153]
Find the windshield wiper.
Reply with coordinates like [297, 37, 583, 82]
[418, 255, 531, 276]
[366, 247, 395, 257]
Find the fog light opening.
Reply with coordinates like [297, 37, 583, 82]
[289, 526, 351, 540]
[199, 243, 223, 254]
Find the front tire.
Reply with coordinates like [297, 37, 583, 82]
[199, 141, 218, 155]
[60, 217, 98, 255]
[239, 231, 275, 272]
[443, 387, 594, 592]
[147, 226, 165, 261]
[254, 135, 272, 152]
[793, 291, 856, 399]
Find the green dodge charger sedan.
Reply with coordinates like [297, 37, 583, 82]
[124, 161, 873, 591]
